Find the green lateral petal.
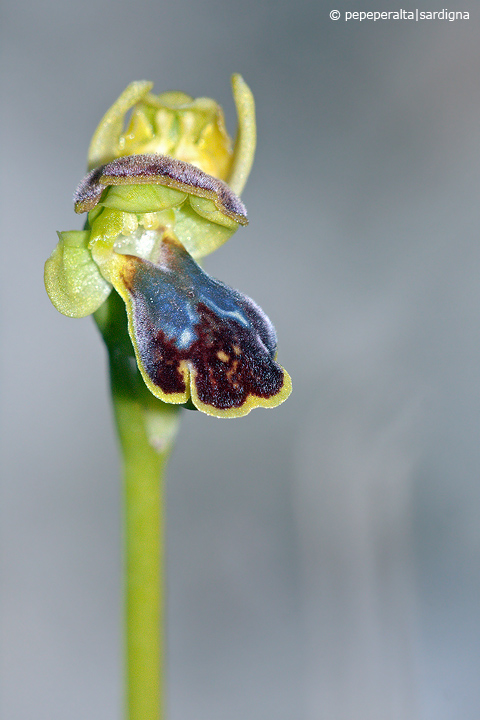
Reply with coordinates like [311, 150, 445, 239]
[44, 230, 111, 317]
[227, 75, 256, 196]
[87, 81, 154, 170]
[100, 183, 187, 214]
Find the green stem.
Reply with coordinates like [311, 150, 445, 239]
[95, 290, 180, 720]
[114, 391, 166, 720]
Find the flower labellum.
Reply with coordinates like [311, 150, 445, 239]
[45, 75, 291, 418]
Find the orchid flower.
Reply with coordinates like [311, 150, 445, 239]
[45, 75, 291, 418]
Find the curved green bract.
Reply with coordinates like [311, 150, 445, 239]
[44, 230, 112, 317]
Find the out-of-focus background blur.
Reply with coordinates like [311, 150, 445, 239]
[2, 1, 480, 718]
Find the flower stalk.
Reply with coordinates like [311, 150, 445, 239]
[118, 393, 166, 720]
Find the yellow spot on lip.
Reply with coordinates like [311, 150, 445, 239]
[226, 359, 239, 380]
[233, 344, 241, 356]
[217, 350, 229, 362]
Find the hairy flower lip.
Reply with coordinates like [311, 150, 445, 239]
[74, 153, 248, 224]
[107, 238, 292, 417]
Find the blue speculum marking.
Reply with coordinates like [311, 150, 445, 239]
[119, 239, 285, 410]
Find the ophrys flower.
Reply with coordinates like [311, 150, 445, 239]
[45, 76, 291, 417]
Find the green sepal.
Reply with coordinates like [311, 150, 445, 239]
[100, 183, 187, 214]
[44, 230, 111, 318]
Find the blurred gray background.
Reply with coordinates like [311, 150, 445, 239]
[2, 1, 480, 718]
